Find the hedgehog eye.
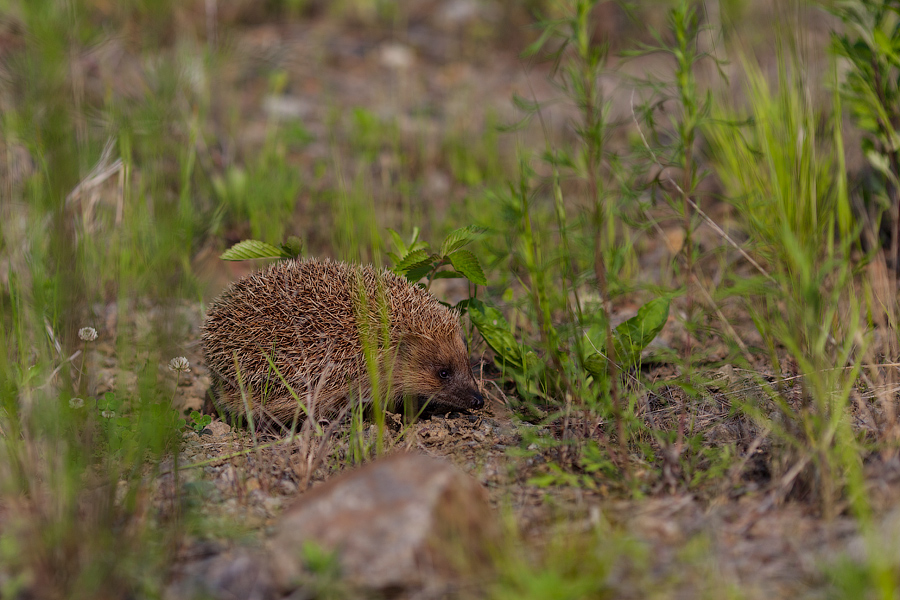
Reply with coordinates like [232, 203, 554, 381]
[438, 368, 451, 380]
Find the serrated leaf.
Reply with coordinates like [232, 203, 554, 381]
[404, 261, 435, 283]
[221, 240, 288, 261]
[448, 249, 488, 286]
[468, 299, 526, 369]
[440, 225, 485, 257]
[394, 249, 434, 275]
[431, 270, 466, 279]
[612, 297, 670, 367]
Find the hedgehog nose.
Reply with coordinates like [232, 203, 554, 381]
[471, 390, 484, 410]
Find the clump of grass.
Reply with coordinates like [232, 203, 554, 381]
[704, 46, 862, 515]
[0, 310, 185, 598]
[0, 3, 208, 596]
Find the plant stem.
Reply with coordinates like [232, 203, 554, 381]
[574, 0, 630, 478]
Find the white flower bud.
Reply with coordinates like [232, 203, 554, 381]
[78, 327, 98, 342]
[168, 357, 191, 373]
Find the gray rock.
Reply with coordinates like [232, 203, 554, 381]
[269, 452, 498, 594]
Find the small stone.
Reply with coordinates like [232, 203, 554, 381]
[165, 548, 275, 600]
[262, 495, 282, 514]
[438, 0, 479, 25]
[218, 466, 238, 487]
[380, 43, 414, 69]
[206, 420, 231, 437]
[262, 96, 312, 120]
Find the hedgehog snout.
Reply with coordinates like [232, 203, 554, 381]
[470, 389, 484, 410]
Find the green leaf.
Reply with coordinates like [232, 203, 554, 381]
[866, 149, 900, 187]
[468, 299, 527, 369]
[188, 410, 212, 431]
[220, 240, 289, 261]
[873, 28, 899, 65]
[388, 227, 426, 259]
[612, 297, 670, 367]
[99, 391, 122, 411]
[387, 228, 407, 256]
[440, 225, 485, 257]
[394, 249, 430, 272]
[521, 19, 566, 59]
[431, 270, 466, 279]
[405, 261, 436, 283]
[394, 250, 436, 280]
[280, 236, 303, 259]
[448, 249, 488, 286]
[582, 352, 608, 379]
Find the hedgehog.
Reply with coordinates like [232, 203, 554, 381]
[201, 257, 484, 426]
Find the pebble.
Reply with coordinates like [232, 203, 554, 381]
[380, 43, 415, 69]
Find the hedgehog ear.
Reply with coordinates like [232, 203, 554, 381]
[397, 332, 425, 355]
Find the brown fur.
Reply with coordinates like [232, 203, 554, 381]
[201, 258, 483, 425]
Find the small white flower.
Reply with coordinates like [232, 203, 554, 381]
[78, 327, 98, 342]
[69, 397, 85, 409]
[168, 357, 191, 373]
[101, 410, 115, 418]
